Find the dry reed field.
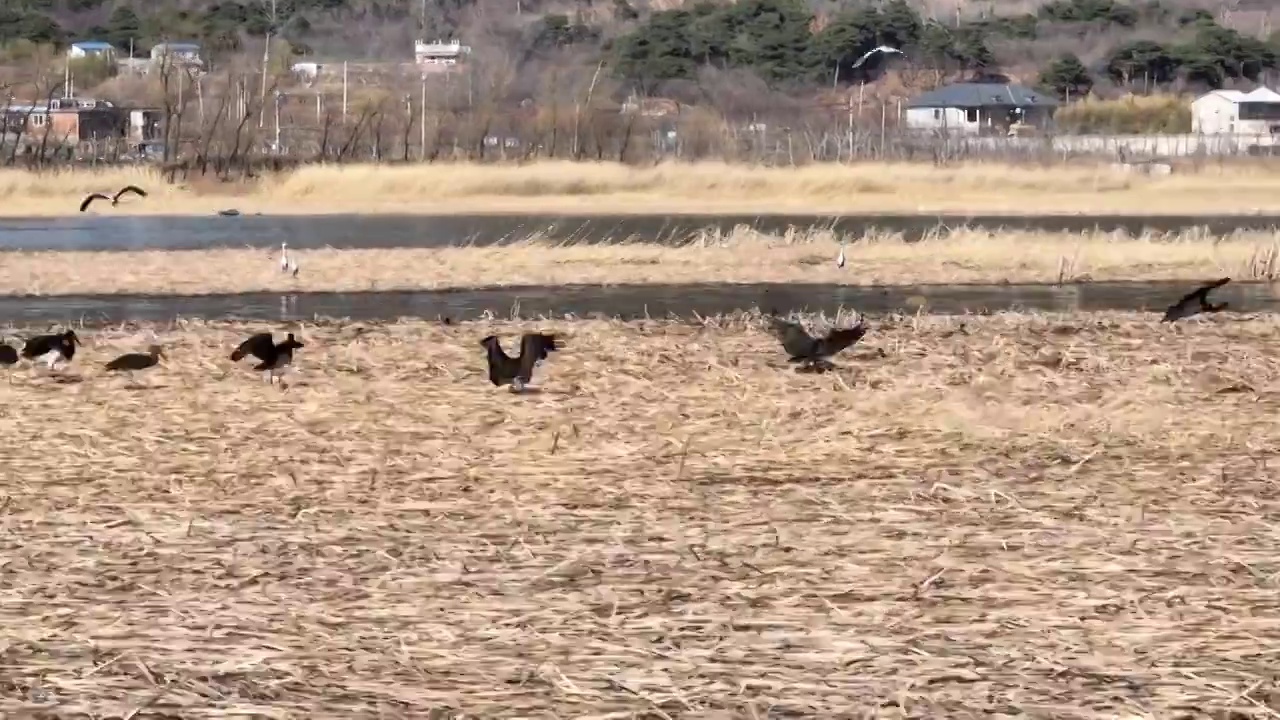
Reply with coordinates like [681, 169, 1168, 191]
[2, 160, 1280, 216]
[4, 228, 1280, 296]
[2, 313, 1280, 717]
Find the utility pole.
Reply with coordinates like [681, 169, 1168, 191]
[274, 90, 282, 154]
[259, 0, 277, 128]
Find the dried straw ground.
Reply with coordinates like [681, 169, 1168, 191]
[2, 313, 1279, 717]
[5, 229, 1280, 296]
[1, 160, 1279, 216]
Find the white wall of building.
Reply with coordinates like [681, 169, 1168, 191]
[905, 106, 983, 134]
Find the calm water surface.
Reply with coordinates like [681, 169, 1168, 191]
[0, 280, 1272, 327]
[0, 213, 1278, 251]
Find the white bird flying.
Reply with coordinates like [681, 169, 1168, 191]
[849, 45, 904, 71]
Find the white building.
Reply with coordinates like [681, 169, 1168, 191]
[1191, 87, 1280, 135]
[415, 39, 469, 71]
[150, 42, 204, 68]
[290, 62, 321, 84]
[67, 41, 117, 61]
[905, 82, 1058, 135]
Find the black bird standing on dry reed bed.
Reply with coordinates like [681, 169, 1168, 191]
[1162, 277, 1231, 323]
[230, 332, 305, 385]
[22, 329, 80, 370]
[79, 185, 148, 212]
[104, 345, 164, 383]
[768, 314, 869, 373]
[481, 333, 559, 392]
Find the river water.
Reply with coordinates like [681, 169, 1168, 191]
[0, 212, 1277, 251]
[0, 280, 1269, 327]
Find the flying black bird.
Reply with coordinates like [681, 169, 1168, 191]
[769, 315, 868, 371]
[22, 329, 80, 369]
[481, 333, 558, 392]
[105, 344, 164, 382]
[1162, 277, 1231, 323]
[230, 331, 305, 384]
[79, 185, 148, 212]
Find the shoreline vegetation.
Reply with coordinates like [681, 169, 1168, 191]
[4, 160, 1280, 217]
[1, 316, 1274, 715]
[1, 229, 1276, 296]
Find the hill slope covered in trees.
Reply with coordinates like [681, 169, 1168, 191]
[3, 0, 1279, 101]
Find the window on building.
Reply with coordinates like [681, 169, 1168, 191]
[933, 109, 941, 120]
[1239, 102, 1280, 121]
[31, 114, 45, 126]
[965, 108, 979, 123]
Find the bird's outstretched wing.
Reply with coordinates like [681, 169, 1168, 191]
[818, 321, 869, 357]
[480, 335, 512, 386]
[769, 317, 818, 360]
[230, 332, 276, 362]
[79, 193, 110, 212]
[1180, 276, 1231, 304]
[1162, 277, 1231, 322]
[114, 185, 147, 203]
[517, 333, 558, 382]
[850, 45, 903, 70]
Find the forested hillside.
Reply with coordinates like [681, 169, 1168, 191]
[1, 0, 1278, 100]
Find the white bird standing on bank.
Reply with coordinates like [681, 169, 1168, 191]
[287, 254, 299, 278]
[836, 241, 846, 269]
[849, 45, 904, 71]
[279, 242, 290, 273]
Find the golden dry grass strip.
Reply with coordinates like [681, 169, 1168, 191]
[4, 228, 1280, 296]
[3, 160, 1280, 216]
[1, 313, 1279, 716]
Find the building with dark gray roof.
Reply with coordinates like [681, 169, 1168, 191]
[905, 82, 1059, 135]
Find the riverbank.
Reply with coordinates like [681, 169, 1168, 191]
[3, 160, 1280, 217]
[0, 228, 1273, 296]
[0, 314, 1270, 717]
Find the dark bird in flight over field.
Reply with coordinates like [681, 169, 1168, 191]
[79, 185, 148, 212]
[1162, 278, 1231, 323]
[769, 315, 868, 371]
[105, 345, 165, 381]
[230, 332, 305, 384]
[22, 330, 80, 369]
[481, 333, 558, 392]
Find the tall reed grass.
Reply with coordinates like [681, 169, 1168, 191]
[0, 227, 1275, 296]
[1054, 94, 1193, 135]
[0, 159, 1275, 216]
